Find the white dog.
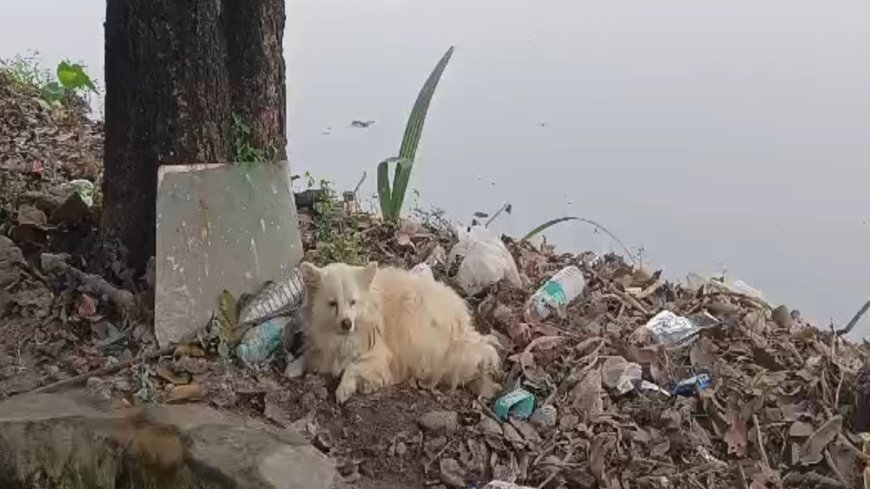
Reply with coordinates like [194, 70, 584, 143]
[299, 261, 500, 403]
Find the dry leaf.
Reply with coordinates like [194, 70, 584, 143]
[749, 464, 782, 489]
[166, 384, 202, 403]
[788, 421, 814, 438]
[799, 415, 843, 466]
[571, 370, 603, 420]
[156, 365, 191, 385]
[77, 293, 98, 318]
[724, 403, 749, 457]
[173, 344, 205, 358]
[17, 205, 47, 226]
[589, 433, 614, 483]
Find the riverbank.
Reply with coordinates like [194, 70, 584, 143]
[1, 66, 868, 489]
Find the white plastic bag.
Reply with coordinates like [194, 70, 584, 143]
[447, 225, 521, 295]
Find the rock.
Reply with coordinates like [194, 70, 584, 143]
[439, 457, 466, 488]
[530, 405, 557, 430]
[0, 392, 338, 489]
[477, 416, 503, 437]
[418, 410, 459, 434]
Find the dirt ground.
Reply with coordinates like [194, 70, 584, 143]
[2, 68, 870, 489]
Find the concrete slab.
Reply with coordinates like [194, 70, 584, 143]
[0, 392, 338, 489]
[155, 161, 303, 347]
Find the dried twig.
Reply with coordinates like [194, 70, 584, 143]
[17, 345, 174, 397]
[536, 447, 574, 489]
[836, 298, 870, 336]
[834, 370, 845, 408]
[824, 449, 849, 487]
[485, 202, 511, 228]
[423, 439, 454, 473]
[41, 253, 134, 311]
[753, 414, 770, 468]
[837, 433, 870, 463]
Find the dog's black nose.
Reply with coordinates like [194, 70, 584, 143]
[340, 318, 352, 331]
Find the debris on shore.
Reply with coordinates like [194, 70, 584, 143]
[2, 64, 869, 489]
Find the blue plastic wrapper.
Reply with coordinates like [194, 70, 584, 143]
[493, 388, 536, 421]
[672, 373, 711, 396]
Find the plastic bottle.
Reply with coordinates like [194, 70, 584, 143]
[525, 265, 586, 321]
[239, 266, 305, 325]
[236, 317, 288, 364]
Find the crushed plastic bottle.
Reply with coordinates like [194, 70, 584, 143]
[672, 373, 712, 396]
[236, 317, 288, 365]
[239, 266, 305, 325]
[643, 310, 718, 346]
[524, 265, 586, 321]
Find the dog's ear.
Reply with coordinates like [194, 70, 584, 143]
[358, 261, 378, 288]
[299, 262, 322, 290]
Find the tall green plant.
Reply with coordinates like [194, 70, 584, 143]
[378, 46, 454, 222]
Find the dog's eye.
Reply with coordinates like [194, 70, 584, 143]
[349, 299, 356, 307]
[328, 299, 338, 309]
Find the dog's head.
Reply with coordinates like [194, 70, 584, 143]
[299, 261, 378, 335]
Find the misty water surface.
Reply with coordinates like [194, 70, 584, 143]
[2, 0, 869, 335]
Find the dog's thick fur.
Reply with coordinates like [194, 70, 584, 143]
[299, 261, 500, 403]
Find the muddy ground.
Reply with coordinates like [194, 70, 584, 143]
[2, 69, 870, 489]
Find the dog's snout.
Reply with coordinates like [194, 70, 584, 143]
[340, 318, 352, 331]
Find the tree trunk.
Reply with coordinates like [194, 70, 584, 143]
[225, 0, 288, 161]
[102, 0, 286, 271]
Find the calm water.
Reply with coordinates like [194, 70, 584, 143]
[3, 0, 869, 336]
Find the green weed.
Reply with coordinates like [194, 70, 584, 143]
[522, 216, 637, 265]
[307, 173, 364, 265]
[0, 52, 52, 90]
[1, 53, 98, 107]
[377, 46, 453, 223]
[230, 112, 274, 166]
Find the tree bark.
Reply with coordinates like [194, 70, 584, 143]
[102, 0, 286, 271]
[225, 0, 287, 161]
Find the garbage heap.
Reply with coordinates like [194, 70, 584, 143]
[309, 218, 870, 489]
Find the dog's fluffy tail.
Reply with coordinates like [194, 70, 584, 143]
[442, 331, 501, 390]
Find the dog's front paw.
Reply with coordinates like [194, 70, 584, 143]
[358, 374, 385, 395]
[335, 371, 357, 404]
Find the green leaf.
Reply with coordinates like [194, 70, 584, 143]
[219, 289, 243, 345]
[521, 216, 637, 265]
[377, 158, 394, 221]
[521, 217, 579, 242]
[389, 46, 454, 218]
[398, 47, 454, 161]
[56, 61, 96, 92]
[389, 158, 414, 219]
[40, 81, 65, 103]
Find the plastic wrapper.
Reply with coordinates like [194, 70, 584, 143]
[447, 225, 521, 295]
